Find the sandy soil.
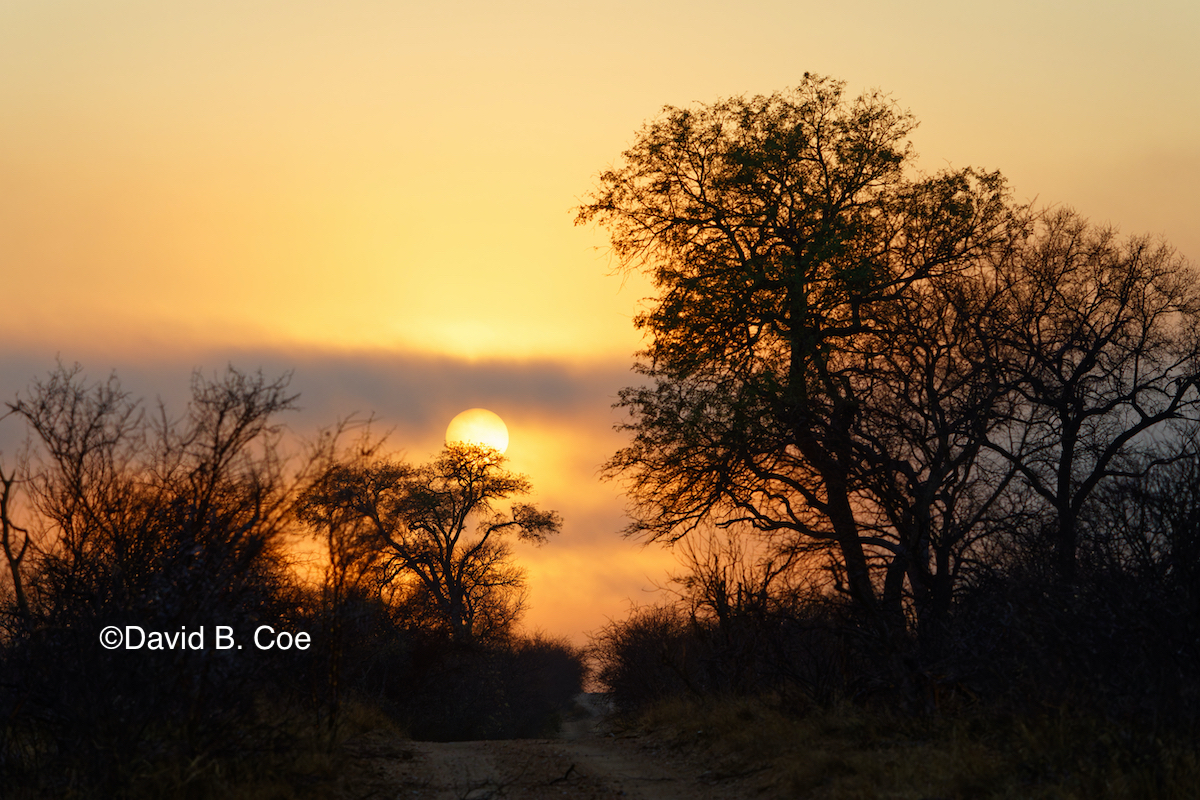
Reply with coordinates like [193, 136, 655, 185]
[338, 693, 768, 800]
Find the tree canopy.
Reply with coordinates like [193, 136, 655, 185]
[578, 75, 1013, 622]
[579, 74, 1200, 642]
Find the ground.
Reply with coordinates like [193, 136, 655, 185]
[335, 693, 768, 800]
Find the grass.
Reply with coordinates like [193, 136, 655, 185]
[0, 698, 413, 800]
[630, 695, 1200, 799]
[133, 699, 413, 800]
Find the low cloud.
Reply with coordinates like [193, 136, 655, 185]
[2, 342, 640, 446]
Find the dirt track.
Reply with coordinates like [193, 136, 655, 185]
[341, 694, 765, 799]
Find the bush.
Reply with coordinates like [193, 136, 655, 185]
[391, 633, 586, 741]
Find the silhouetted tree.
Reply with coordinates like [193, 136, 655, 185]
[577, 74, 1013, 635]
[296, 420, 399, 743]
[985, 209, 1200, 581]
[667, 527, 805, 693]
[850, 265, 1018, 653]
[1085, 422, 1200, 606]
[12, 365, 146, 622]
[301, 443, 561, 643]
[1, 459, 31, 628]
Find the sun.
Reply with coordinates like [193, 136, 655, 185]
[445, 408, 509, 453]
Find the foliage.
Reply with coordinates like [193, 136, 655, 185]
[582, 80, 1200, 795]
[390, 634, 587, 741]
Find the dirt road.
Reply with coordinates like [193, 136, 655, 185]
[341, 694, 766, 799]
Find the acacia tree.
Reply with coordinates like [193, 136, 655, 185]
[578, 75, 1012, 630]
[300, 443, 561, 643]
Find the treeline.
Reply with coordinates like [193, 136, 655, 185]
[581, 75, 1200, 735]
[0, 366, 584, 797]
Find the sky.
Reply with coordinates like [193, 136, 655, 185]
[2, 0, 1198, 642]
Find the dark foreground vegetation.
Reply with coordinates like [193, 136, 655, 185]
[624, 696, 1200, 799]
[0, 367, 584, 798]
[580, 74, 1200, 797]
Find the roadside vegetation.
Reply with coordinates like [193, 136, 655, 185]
[0, 366, 585, 798]
[626, 696, 1200, 799]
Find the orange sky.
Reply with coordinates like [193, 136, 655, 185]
[2, 0, 1197, 642]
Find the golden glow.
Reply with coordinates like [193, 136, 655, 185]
[446, 408, 510, 453]
[1, 3, 1194, 358]
[2, 0, 1195, 645]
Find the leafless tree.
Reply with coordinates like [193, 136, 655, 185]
[1, 458, 31, 627]
[846, 263, 1020, 647]
[1, 363, 304, 790]
[985, 209, 1200, 581]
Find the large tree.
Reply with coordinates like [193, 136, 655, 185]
[577, 75, 1013, 627]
